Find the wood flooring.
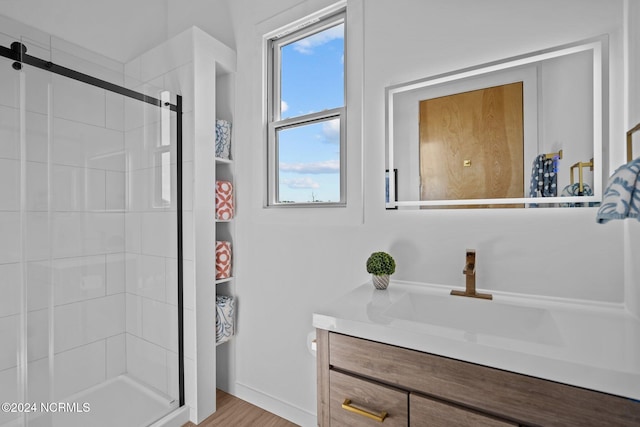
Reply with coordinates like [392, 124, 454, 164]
[182, 390, 299, 427]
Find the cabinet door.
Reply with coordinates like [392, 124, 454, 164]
[410, 393, 517, 427]
[330, 370, 408, 426]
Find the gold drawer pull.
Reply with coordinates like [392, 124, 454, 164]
[341, 399, 388, 422]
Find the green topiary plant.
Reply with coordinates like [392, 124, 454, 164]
[366, 252, 396, 276]
[366, 252, 395, 290]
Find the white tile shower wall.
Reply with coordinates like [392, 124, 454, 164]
[142, 298, 178, 351]
[0, 106, 19, 159]
[52, 75, 107, 127]
[126, 333, 170, 395]
[106, 253, 126, 295]
[0, 212, 20, 263]
[0, 367, 19, 425]
[53, 255, 108, 305]
[24, 112, 48, 163]
[53, 293, 126, 353]
[26, 260, 50, 311]
[0, 158, 19, 210]
[106, 333, 127, 378]
[53, 340, 106, 400]
[0, 263, 20, 317]
[126, 253, 168, 301]
[0, 19, 130, 404]
[52, 116, 125, 172]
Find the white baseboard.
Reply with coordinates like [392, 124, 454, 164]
[234, 382, 317, 427]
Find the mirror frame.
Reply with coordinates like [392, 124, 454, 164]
[385, 36, 607, 209]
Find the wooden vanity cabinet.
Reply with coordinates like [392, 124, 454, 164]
[316, 330, 640, 427]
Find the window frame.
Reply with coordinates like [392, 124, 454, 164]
[266, 10, 347, 207]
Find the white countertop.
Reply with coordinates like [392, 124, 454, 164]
[312, 281, 640, 401]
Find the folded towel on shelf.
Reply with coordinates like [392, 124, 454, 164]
[216, 180, 234, 220]
[215, 119, 232, 159]
[215, 241, 232, 279]
[216, 295, 235, 344]
[596, 157, 640, 223]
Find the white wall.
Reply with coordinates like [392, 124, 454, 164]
[541, 50, 596, 191]
[230, 0, 628, 425]
[625, 0, 640, 317]
[167, 0, 236, 51]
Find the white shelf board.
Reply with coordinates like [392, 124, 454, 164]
[216, 338, 233, 347]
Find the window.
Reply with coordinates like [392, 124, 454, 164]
[267, 11, 346, 206]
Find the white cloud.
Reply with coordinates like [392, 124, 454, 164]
[281, 177, 320, 189]
[281, 100, 288, 113]
[322, 119, 340, 143]
[292, 24, 344, 55]
[280, 159, 340, 174]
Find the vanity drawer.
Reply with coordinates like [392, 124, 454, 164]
[409, 393, 517, 427]
[329, 332, 452, 396]
[330, 369, 408, 426]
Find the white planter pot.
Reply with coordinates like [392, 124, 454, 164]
[372, 274, 390, 290]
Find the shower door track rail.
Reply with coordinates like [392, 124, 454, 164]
[0, 41, 179, 111]
[1, 40, 186, 408]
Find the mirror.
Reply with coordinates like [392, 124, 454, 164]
[386, 37, 607, 209]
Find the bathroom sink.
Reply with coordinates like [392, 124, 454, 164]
[383, 292, 561, 345]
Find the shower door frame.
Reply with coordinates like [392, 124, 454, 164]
[0, 41, 186, 408]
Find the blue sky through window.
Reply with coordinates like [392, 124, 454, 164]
[277, 23, 344, 203]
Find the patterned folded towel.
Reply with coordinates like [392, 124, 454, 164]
[596, 158, 640, 223]
[216, 295, 235, 344]
[215, 119, 232, 159]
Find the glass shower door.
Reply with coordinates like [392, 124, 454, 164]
[0, 29, 181, 427]
[21, 58, 55, 427]
[0, 36, 59, 427]
[0, 35, 28, 427]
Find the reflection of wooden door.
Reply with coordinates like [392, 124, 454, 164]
[419, 82, 524, 208]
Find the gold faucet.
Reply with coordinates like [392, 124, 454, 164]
[451, 250, 492, 300]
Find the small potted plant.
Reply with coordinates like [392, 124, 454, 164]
[366, 251, 396, 290]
